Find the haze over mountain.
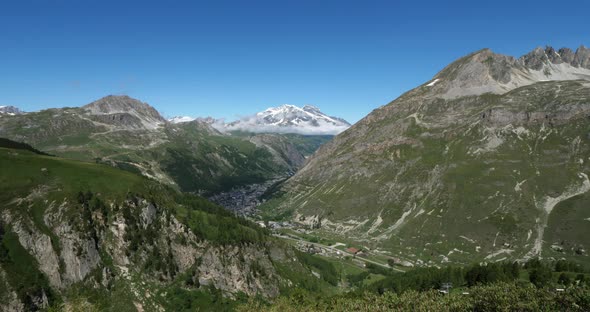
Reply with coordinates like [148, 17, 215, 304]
[263, 45, 590, 266]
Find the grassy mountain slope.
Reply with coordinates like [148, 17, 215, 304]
[0, 97, 316, 195]
[0, 142, 333, 311]
[264, 75, 590, 266]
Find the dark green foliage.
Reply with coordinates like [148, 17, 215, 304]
[239, 283, 590, 312]
[295, 251, 339, 286]
[346, 271, 370, 288]
[555, 260, 587, 273]
[112, 161, 144, 176]
[464, 262, 519, 287]
[369, 266, 465, 293]
[365, 263, 395, 276]
[0, 138, 53, 156]
[558, 273, 572, 286]
[174, 193, 269, 245]
[162, 138, 280, 194]
[524, 258, 543, 270]
[529, 265, 553, 288]
[160, 285, 244, 312]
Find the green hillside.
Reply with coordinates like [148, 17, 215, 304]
[263, 78, 590, 267]
[0, 143, 334, 311]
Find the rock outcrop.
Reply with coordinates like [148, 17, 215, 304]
[1, 188, 295, 311]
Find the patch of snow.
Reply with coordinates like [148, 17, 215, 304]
[169, 116, 196, 123]
[426, 79, 440, 87]
[217, 104, 350, 135]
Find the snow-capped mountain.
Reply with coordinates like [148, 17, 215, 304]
[0, 106, 23, 116]
[169, 116, 196, 124]
[219, 104, 351, 135]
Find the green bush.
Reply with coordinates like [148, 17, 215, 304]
[238, 283, 590, 312]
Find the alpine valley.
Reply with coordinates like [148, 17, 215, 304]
[2, 45, 590, 311]
[0, 98, 342, 213]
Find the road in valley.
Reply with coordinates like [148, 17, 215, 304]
[273, 233, 405, 273]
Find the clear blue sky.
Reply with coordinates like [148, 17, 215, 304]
[1, 0, 589, 123]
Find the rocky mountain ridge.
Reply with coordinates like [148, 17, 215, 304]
[426, 45, 590, 99]
[264, 46, 590, 267]
[0, 106, 23, 116]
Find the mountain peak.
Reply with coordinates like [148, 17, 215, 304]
[427, 45, 590, 99]
[302, 105, 321, 113]
[169, 116, 196, 124]
[219, 104, 350, 135]
[0, 105, 23, 116]
[84, 95, 153, 112]
[83, 95, 166, 129]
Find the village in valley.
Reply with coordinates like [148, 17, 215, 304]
[255, 219, 412, 273]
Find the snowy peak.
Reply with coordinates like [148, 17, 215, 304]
[426, 45, 590, 99]
[169, 116, 196, 124]
[220, 104, 350, 135]
[0, 106, 23, 116]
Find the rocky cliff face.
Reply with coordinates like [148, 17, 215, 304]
[0, 141, 320, 311]
[267, 46, 590, 267]
[0, 189, 291, 311]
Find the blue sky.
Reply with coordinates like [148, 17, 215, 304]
[1, 0, 589, 123]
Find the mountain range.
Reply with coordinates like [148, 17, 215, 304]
[262, 45, 590, 266]
[0, 96, 333, 199]
[170, 104, 351, 135]
[2, 45, 590, 311]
